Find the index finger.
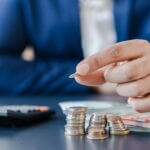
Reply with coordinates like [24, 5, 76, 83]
[76, 40, 149, 75]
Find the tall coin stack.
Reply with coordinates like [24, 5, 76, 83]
[65, 107, 87, 136]
[107, 115, 130, 135]
[87, 113, 108, 139]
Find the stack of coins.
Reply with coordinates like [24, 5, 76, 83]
[107, 115, 130, 135]
[65, 107, 87, 136]
[87, 113, 108, 139]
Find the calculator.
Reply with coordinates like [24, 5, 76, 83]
[0, 105, 55, 126]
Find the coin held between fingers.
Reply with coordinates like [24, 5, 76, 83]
[69, 72, 80, 78]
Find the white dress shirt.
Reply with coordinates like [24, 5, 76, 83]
[80, 0, 117, 57]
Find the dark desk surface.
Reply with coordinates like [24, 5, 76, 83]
[0, 94, 149, 150]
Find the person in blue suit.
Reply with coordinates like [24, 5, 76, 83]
[74, 1, 150, 112]
[0, 0, 149, 95]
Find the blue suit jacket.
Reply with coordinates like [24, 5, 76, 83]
[0, 0, 149, 94]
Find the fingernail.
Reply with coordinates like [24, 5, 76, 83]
[76, 63, 89, 75]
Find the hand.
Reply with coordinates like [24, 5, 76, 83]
[95, 82, 117, 95]
[75, 40, 150, 112]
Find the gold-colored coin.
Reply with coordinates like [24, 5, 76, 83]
[110, 129, 130, 135]
[65, 132, 85, 136]
[87, 133, 108, 140]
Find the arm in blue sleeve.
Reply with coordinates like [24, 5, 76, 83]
[0, 57, 89, 94]
[136, 1, 150, 41]
[0, 0, 89, 94]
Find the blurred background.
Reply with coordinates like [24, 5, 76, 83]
[0, 0, 149, 95]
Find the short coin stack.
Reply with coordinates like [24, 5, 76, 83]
[65, 107, 87, 136]
[87, 113, 108, 139]
[107, 115, 130, 135]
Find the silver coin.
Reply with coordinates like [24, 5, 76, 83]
[87, 130, 108, 139]
[90, 113, 106, 119]
[66, 120, 84, 124]
[68, 72, 79, 78]
[65, 123, 85, 127]
[67, 113, 86, 118]
[66, 119, 85, 124]
[65, 130, 85, 136]
[87, 134, 108, 140]
[65, 128, 85, 133]
[89, 124, 106, 128]
[89, 118, 106, 122]
[89, 121, 106, 125]
[66, 117, 85, 121]
[88, 127, 106, 132]
[110, 127, 126, 130]
[87, 128, 108, 140]
[65, 128, 85, 132]
[65, 129, 85, 133]
[90, 114, 106, 123]
[65, 129, 85, 132]
[109, 123, 125, 128]
[110, 128, 127, 131]
[109, 125, 127, 131]
[66, 116, 86, 120]
[65, 128, 85, 131]
[65, 125, 84, 129]
[64, 107, 88, 136]
[68, 107, 87, 114]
